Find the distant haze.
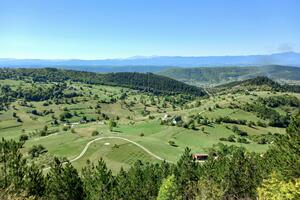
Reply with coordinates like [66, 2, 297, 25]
[0, 52, 299, 73]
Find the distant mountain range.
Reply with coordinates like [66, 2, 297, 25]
[0, 52, 299, 72]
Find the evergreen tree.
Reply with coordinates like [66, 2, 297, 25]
[265, 110, 300, 180]
[24, 163, 45, 197]
[46, 158, 85, 200]
[157, 175, 178, 200]
[174, 147, 198, 199]
[82, 159, 114, 200]
[223, 148, 261, 199]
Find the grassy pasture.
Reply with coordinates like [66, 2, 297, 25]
[0, 79, 298, 172]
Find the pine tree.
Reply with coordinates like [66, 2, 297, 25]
[174, 147, 198, 199]
[24, 163, 45, 197]
[265, 110, 300, 180]
[82, 159, 114, 200]
[46, 158, 85, 200]
[223, 148, 261, 199]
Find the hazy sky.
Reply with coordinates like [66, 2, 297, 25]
[0, 0, 299, 59]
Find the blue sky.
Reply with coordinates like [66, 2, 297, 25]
[0, 0, 299, 59]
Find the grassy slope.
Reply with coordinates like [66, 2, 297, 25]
[1, 79, 298, 173]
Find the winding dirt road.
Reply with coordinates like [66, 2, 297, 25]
[43, 136, 173, 171]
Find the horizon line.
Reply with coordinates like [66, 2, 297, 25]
[0, 51, 298, 61]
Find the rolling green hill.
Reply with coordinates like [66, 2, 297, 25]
[215, 76, 300, 93]
[0, 68, 206, 96]
[158, 65, 300, 86]
[1, 68, 300, 200]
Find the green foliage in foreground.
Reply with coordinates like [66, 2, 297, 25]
[0, 110, 299, 200]
[258, 173, 300, 200]
[157, 175, 177, 200]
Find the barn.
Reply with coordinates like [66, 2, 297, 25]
[192, 154, 209, 161]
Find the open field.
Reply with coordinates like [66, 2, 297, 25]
[1, 78, 298, 173]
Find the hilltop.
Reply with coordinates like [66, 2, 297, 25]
[215, 76, 300, 93]
[0, 68, 206, 96]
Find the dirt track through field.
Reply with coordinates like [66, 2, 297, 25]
[43, 136, 174, 171]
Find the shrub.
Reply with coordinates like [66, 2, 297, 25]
[19, 134, 29, 142]
[232, 125, 248, 136]
[237, 137, 250, 144]
[92, 130, 99, 136]
[227, 135, 236, 142]
[148, 115, 155, 120]
[62, 126, 69, 131]
[29, 145, 47, 158]
[168, 140, 178, 147]
[257, 120, 267, 127]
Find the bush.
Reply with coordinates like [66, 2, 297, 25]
[42, 102, 49, 106]
[258, 137, 267, 144]
[31, 109, 39, 115]
[29, 144, 47, 158]
[92, 130, 99, 136]
[237, 137, 250, 144]
[232, 125, 248, 136]
[62, 126, 69, 131]
[168, 140, 178, 147]
[19, 134, 29, 142]
[148, 115, 155, 120]
[59, 112, 73, 121]
[257, 120, 267, 127]
[227, 135, 236, 142]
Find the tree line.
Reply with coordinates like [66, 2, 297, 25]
[0, 68, 207, 96]
[0, 82, 80, 111]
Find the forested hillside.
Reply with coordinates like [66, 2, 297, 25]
[0, 68, 206, 96]
[159, 65, 300, 86]
[216, 76, 300, 93]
